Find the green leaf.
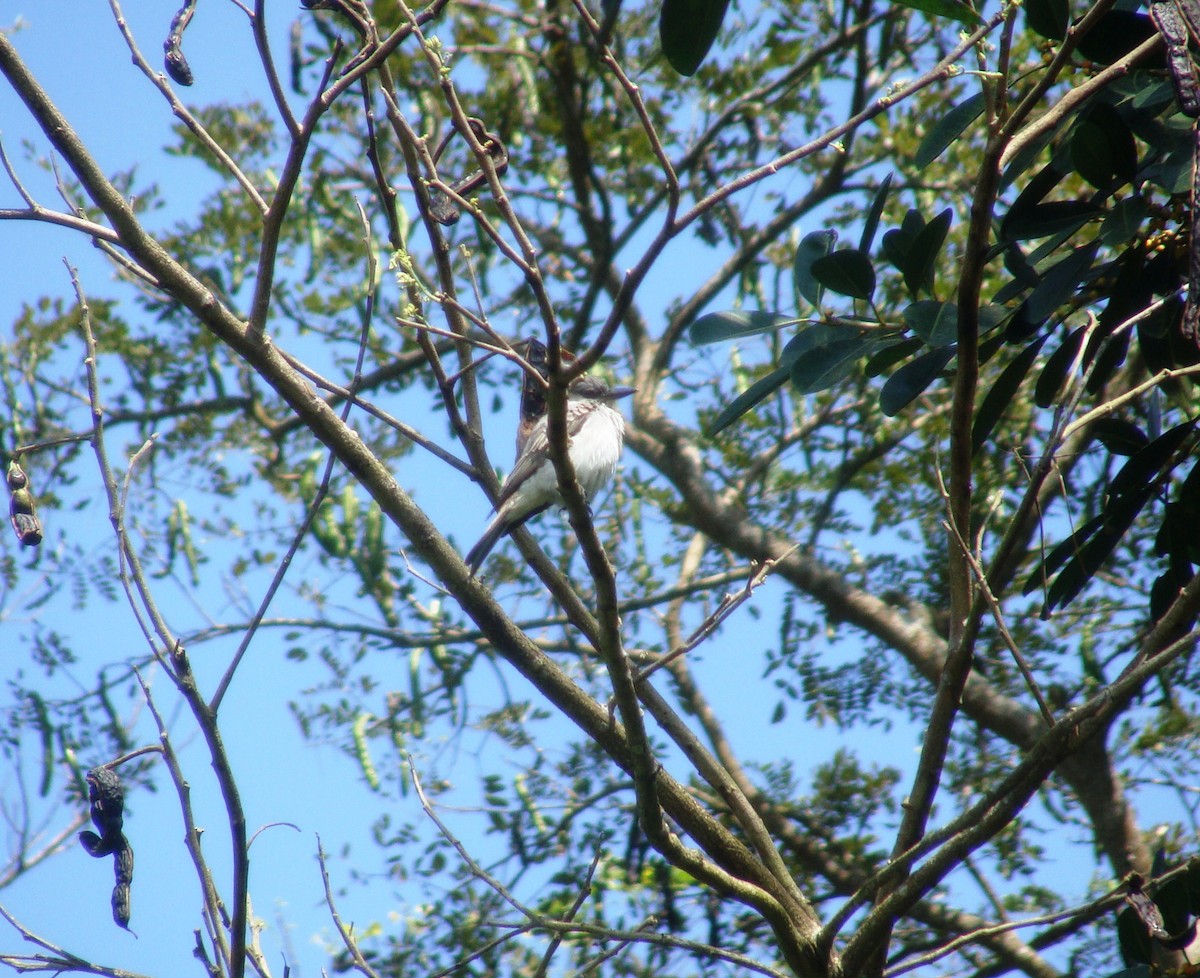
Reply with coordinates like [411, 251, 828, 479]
[892, 0, 981, 25]
[879, 346, 954, 416]
[865, 336, 923, 377]
[791, 337, 872, 393]
[903, 208, 952, 298]
[858, 173, 893, 253]
[1101, 195, 1148, 248]
[811, 250, 876, 300]
[690, 310, 798, 345]
[659, 0, 730, 76]
[915, 93, 985, 170]
[1076, 10, 1157, 65]
[971, 335, 1047, 455]
[1016, 243, 1101, 331]
[1034, 325, 1086, 407]
[1070, 104, 1138, 189]
[794, 229, 838, 308]
[707, 364, 791, 435]
[1045, 481, 1155, 610]
[1108, 420, 1196, 499]
[1093, 418, 1150, 456]
[882, 209, 926, 283]
[1025, 0, 1068, 39]
[904, 300, 958, 348]
[1002, 200, 1102, 240]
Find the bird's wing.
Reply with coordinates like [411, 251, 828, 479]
[497, 423, 549, 507]
[497, 400, 598, 507]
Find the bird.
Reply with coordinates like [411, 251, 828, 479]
[466, 376, 635, 573]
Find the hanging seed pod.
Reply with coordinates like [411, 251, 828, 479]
[79, 766, 135, 930]
[7, 461, 42, 547]
[163, 0, 197, 86]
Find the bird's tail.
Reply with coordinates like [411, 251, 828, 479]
[465, 515, 508, 574]
[465, 503, 551, 574]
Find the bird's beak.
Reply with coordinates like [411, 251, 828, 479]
[605, 386, 637, 400]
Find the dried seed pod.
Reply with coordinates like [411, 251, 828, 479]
[163, 0, 197, 86]
[7, 461, 42, 547]
[79, 766, 134, 930]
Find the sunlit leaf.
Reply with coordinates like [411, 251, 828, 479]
[915, 93, 985, 170]
[707, 364, 792, 435]
[892, 0, 981, 25]
[690, 310, 798, 344]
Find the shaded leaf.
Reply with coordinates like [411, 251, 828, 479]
[972, 335, 1048, 454]
[893, 0, 981, 25]
[791, 337, 872, 393]
[1101, 194, 1149, 248]
[1093, 418, 1150, 456]
[880, 346, 955, 415]
[1071, 104, 1138, 189]
[1002, 200, 1102, 240]
[1076, 10, 1159, 66]
[707, 364, 791, 435]
[865, 336, 924, 376]
[859, 174, 893, 254]
[1108, 419, 1196, 499]
[1045, 481, 1155, 609]
[1025, 0, 1068, 39]
[1012, 243, 1101, 336]
[916, 93, 985, 170]
[904, 300, 959, 348]
[660, 0, 730, 76]
[1034, 325, 1086, 407]
[690, 310, 798, 345]
[904, 208, 953, 298]
[812, 249, 876, 300]
[881, 209, 926, 279]
[795, 229, 838, 308]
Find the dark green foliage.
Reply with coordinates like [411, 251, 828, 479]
[659, 0, 730, 75]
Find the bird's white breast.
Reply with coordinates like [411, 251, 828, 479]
[571, 403, 625, 498]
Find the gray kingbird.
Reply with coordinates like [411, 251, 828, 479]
[466, 376, 635, 573]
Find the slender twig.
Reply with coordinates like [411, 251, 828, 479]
[106, 0, 268, 214]
[937, 484, 1055, 728]
[1000, 34, 1163, 170]
[133, 667, 231, 971]
[211, 198, 380, 713]
[837, 612, 1200, 969]
[74, 266, 254, 978]
[883, 884, 1127, 977]
[637, 547, 797, 684]
[317, 838, 385, 978]
[0, 901, 156, 978]
[251, 0, 300, 138]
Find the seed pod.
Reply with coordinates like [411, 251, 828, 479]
[7, 461, 42, 547]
